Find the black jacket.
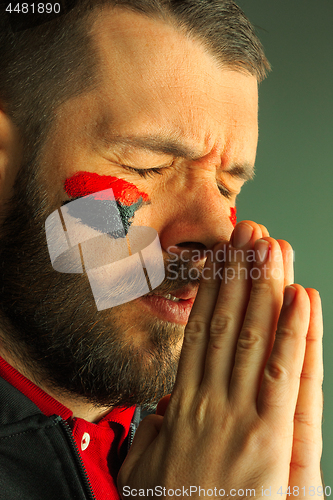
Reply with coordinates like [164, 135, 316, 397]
[0, 376, 143, 500]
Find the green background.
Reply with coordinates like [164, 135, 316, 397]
[236, 0, 332, 485]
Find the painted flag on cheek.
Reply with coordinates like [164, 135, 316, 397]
[63, 171, 150, 237]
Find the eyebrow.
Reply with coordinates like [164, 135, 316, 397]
[102, 135, 255, 181]
[225, 163, 255, 181]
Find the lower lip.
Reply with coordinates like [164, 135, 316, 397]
[139, 294, 195, 325]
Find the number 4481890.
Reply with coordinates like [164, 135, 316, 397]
[277, 486, 331, 497]
[6, 3, 61, 14]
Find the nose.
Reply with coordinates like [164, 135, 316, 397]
[157, 177, 233, 261]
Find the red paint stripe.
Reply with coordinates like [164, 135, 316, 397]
[230, 207, 237, 227]
[64, 171, 149, 206]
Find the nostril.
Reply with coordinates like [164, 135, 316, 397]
[167, 242, 208, 263]
[176, 242, 206, 250]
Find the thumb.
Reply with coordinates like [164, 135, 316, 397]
[118, 414, 164, 488]
[156, 394, 171, 416]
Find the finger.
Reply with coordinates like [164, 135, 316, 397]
[257, 284, 310, 425]
[229, 238, 285, 404]
[173, 242, 224, 393]
[290, 288, 323, 475]
[258, 224, 270, 237]
[277, 239, 294, 286]
[240, 220, 267, 240]
[201, 221, 263, 391]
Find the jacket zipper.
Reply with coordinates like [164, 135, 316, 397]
[57, 417, 97, 500]
[127, 422, 136, 451]
[127, 406, 142, 452]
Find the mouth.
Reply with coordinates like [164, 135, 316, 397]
[139, 286, 198, 325]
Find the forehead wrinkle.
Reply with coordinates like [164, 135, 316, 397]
[88, 12, 258, 176]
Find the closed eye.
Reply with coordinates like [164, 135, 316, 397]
[122, 165, 164, 179]
[216, 183, 232, 199]
[122, 165, 233, 199]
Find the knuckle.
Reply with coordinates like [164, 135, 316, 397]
[210, 313, 234, 337]
[275, 325, 298, 341]
[208, 314, 234, 351]
[300, 368, 324, 385]
[251, 281, 271, 296]
[192, 393, 210, 427]
[184, 317, 206, 345]
[264, 360, 289, 382]
[293, 411, 316, 427]
[223, 262, 239, 280]
[290, 461, 308, 473]
[237, 327, 263, 351]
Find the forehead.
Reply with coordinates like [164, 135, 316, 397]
[88, 8, 258, 161]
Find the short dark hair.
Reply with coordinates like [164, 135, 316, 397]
[0, 0, 270, 157]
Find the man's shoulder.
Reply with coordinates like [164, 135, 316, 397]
[0, 376, 91, 500]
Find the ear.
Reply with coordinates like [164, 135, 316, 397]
[0, 106, 22, 203]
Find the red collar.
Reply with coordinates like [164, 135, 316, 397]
[0, 355, 135, 427]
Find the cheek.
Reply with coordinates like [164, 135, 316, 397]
[63, 171, 150, 235]
[229, 207, 237, 227]
[64, 171, 149, 205]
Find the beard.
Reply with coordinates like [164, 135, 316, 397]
[0, 155, 203, 410]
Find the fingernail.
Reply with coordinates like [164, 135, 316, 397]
[232, 223, 253, 248]
[255, 239, 270, 263]
[284, 285, 296, 306]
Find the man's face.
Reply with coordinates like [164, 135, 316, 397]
[0, 8, 258, 408]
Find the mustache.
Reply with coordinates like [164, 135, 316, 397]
[145, 254, 205, 297]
